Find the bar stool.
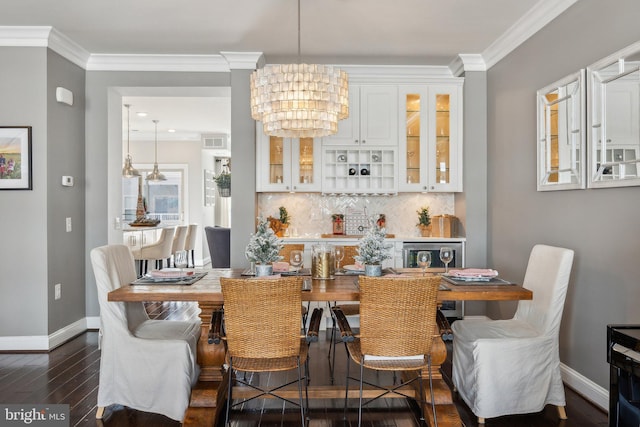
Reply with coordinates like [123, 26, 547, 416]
[168, 225, 188, 267]
[184, 224, 198, 268]
[131, 227, 176, 276]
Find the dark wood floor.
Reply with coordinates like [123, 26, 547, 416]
[0, 302, 608, 427]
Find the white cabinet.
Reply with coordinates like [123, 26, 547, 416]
[256, 128, 322, 192]
[398, 84, 463, 192]
[322, 147, 397, 194]
[323, 85, 398, 146]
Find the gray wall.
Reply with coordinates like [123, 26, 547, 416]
[487, 0, 640, 388]
[47, 50, 86, 334]
[229, 69, 257, 267]
[0, 47, 48, 336]
[457, 70, 488, 316]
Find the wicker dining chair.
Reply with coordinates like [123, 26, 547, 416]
[333, 275, 441, 427]
[212, 277, 323, 427]
[279, 244, 310, 329]
[328, 245, 359, 380]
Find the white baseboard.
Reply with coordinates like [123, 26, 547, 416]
[560, 363, 608, 411]
[86, 316, 101, 330]
[0, 317, 95, 351]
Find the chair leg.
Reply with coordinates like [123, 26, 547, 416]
[297, 357, 306, 427]
[557, 405, 567, 419]
[95, 406, 105, 419]
[478, 417, 485, 424]
[226, 358, 233, 426]
[358, 358, 364, 427]
[427, 355, 438, 427]
[344, 351, 350, 421]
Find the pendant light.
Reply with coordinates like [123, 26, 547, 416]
[250, 0, 349, 138]
[122, 104, 140, 177]
[146, 119, 166, 181]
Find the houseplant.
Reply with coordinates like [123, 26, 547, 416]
[245, 217, 283, 276]
[214, 172, 231, 197]
[416, 206, 431, 237]
[278, 206, 290, 236]
[355, 225, 393, 276]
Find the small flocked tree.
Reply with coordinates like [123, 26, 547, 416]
[355, 225, 393, 265]
[245, 217, 283, 265]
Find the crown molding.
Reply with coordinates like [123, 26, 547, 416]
[449, 54, 486, 76]
[0, 26, 51, 47]
[48, 28, 91, 68]
[86, 54, 230, 72]
[220, 52, 264, 70]
[482, 0, 578, 69]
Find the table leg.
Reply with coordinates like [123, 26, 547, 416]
[183, 302, 227, 426]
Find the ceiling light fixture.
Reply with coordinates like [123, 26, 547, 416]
[250, 0, 348, 138]
[122, 104, 140, 178]
[146, 119, 166, 181]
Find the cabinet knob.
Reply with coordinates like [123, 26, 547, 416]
[430, 186, 435, 190]
[354, 139, 359, 143]
[293, 186, 297, 190]
[361, 139, 366, 144]
[286, 186, 290, 190]
[423, 186, 427, 190]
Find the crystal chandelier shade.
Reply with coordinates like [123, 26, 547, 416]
[250, 64, 349, 138]
[249, 0, 349, 138]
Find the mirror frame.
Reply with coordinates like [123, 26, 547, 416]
[587, 40, 640, 188]
[536, 70, 586, 191]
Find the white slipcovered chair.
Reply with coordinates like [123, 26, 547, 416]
[90, 244, 200, 422]
[131, 226, 175, 275]
[184, 224, 198, 267]
[169, 225, 188, 266]
[451, 244, 574, 424]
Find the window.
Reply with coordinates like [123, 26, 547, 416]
[122, 169, 184, 224]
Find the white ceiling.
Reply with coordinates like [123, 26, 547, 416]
[2, 0, 575, 142]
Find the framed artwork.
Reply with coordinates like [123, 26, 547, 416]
[0, 126, 32, 190]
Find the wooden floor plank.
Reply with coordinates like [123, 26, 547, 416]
[0, 302, 609, 427]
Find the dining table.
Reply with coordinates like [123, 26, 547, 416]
[108, 268, 532, 427]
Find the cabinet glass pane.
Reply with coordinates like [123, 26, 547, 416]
[269, 136, 284, 184]
[406, 93, 421, 184]
[435, 94, 450, 184]
[298, 137, 314, 184]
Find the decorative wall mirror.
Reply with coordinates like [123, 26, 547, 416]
[536, 70, 585, 191]
[587, 40, 640, 188]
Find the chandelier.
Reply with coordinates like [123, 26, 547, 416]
[122, 104, 140, 177]
[146, 119, 166, 181]
[250, 0, 348, 138]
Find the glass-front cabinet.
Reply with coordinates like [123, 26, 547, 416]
[256, 130, 321, 192]
[398, 84, 463, 192]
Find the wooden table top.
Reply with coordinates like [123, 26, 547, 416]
[108, 268, 532, 303]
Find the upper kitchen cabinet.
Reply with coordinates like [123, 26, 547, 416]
[322, 85, 398, 146]
[256, 129, 322, 192]
[398, 84, 463, 192]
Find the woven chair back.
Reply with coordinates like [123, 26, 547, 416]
[221, 277, 303, 359]
[358, 276, 440, 357]
[342, 246, 359, 266]
[279, 244, 305, 263]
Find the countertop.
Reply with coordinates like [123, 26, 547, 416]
[281, 235, 465, 243]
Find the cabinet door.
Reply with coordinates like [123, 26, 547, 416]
[398, 86, 429, 191]
[427, 85, 463, 192]
[322, 85, 398, 146]
[322, 87, 360, 146]
[290, 137, 322, 191]
[360, 85, 398, 146]
[256, 131, 292, 192]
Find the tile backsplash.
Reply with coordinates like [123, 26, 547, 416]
[258, 193, 455, 237]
